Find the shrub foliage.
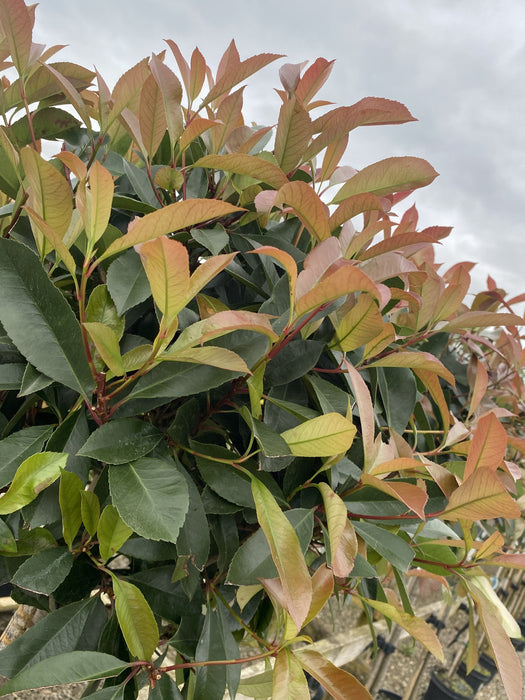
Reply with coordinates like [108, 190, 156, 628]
[0, 1, 523, 698]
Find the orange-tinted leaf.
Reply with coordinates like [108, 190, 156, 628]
[193, 154, 287, 189]
[443, 468, 521, 521]
[273, 649, 310, 700]
[331, 294, 384, 352]
[320, 136, 348, 183]
[83, 322, 125, 376]
[210, 87, 244, 153]
[361, 323, 395, 361]
[161, 346, 249, 373]
[344, 360, 376, 470]
[86, 161, 114, 245]
[332, 157, 438, 203]
[276, 181, 330, 241]
[55, 151, 87, 181]
[490, 554, 525, 569]
[164, 40, 191, 97]
[274, 97, 313, 174]
[21, 146, 72, 256]
[295, 263, 384, 318]
[118, 107, 147, 157]
[189, 47, 206, 102]
[441, 311, 524, 331]
[369, 458, 425, 476]
[42, 62, 93, 132]
[98, 199, 243, 261]
[251, 478, 312, 629]
[138, 73, 167, 159]
[464, 413, 507, 480]
[474, 531, 504, 560]
[23, 206, 76, 279]
[431, 264, 471, 323]
[0, 0, 32, 75]
[295, 58, 335, 107]
[468, 358, 489, 419]
[281, 413, 356, 458]
[329, 192, 385, 231]
[202, 43, 282, 106]
[318, 483, 357, 577]
[414, 369, 453, 439]
[362, 599, 444, 661]
[249, 246, 297, 319]
[366, 351, 455, 386]
[107, 58, 150, 130]
[149, 54, 183, 148]
[358, 231, 439, 261]
[179, 117, 221, 152]
[171, 310, 278, 352]
[188, 252, 237, 300]
[137, 237, 189, 321]
[295, 648, 372, 700]
[478, 602, 522, 700]
[361, 474, 428, 519]
[307, 98, 416, 160]
[304, 564, 334, 626]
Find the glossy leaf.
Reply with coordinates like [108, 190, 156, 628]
[83, 322, 125, 376]
[106, 249, 151, 315]
[80, 490, 100, 537]
[0, 652, 129, 695]
[85, 161, 114, 245]
[0, 238, 94, 398]
[0, 451, 67, 514]
[137, 236, 189, 322]
[295, 648, 372, 700]
[111, 575, 159, 660]
[331, 294, 384, 352]
[98, 505, 133, 562]
[0, 425, 54, 489]
[109, 458, 189, 542]
[443, 468, 521, 521]
[281, 413, 356, 457]
[352, 521, 414, 572]
[464, 412, 507, 480]
[59, 469, 83, 549]
[251, 478, 312, 629]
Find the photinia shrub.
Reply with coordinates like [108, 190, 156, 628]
[0, 1, 523, 698]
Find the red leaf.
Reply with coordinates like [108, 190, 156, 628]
[295, 58, 335, 107]
[443, 468, 521, 521]
[274, 97, 313, 174]
[464, 413, 507, 480]
[276, 181, 330, 241]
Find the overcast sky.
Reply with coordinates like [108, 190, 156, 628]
[34, 0, 525, 300]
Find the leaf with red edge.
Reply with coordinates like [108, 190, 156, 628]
[210, 87, 245, 153]
[464, 412, 507, 480]
[138, 73, 167, 160]
[329, 192, 385, 231]
[332, 157, 438, 203]
[306, 98, 416, 160]
[441, 311, 525, 331]
[320, 136, 348, 183]
[136, 237, 189, 322]
[272, 649, 310, 700]
[443, 468, 521, 521]
[360, 474, 428, 519]
[276, 181, 330, 241]
[295, 262, 384, 318]
[251, 478, 312, 630]
[0, 0, 33, 75]
[304, 564, 334, 626]
[431, 264, 471, 323]
[295, 648, 373, 700]
[414, 369, 453, 440]
[358, 231, 439, 260]
[274, 97, 313, 174]
[193, 154, 287, 189]
[366, 351, 455, 386]
[318, 484, 357, 577]
[295, 58, 335, 107]
[98, 199, 243, 262]
[202, 42, 283, 106]
[149, 54, 184, 149]
[478, 603, 522, 700]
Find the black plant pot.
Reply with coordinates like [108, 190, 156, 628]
[377, 690, 402, 700]
[457, 662, 492, 693]
[477, 652, 497, 679]
[423, 671, 474, 700]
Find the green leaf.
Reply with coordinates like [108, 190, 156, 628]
[0, 597, 102, 678]
[0, 239, 94, 398]
[272, 648, 309, 700]
[377, 367, 417, 434]
[176, 466, 210, 570]
[238, 669, 274, 698]
[128, 362, 242, 401]
[9, 107, 80, 146]
[59, 469, 83, 549]
[0, 518, 16, 553]
[251, 478, 312, 629]
[191, 227, 229, 255]
[86, 285, 125, 340]
[352, 521, 414, 572]
[128, 566, 202, 620]
[111, 575, 159, 660]
[106, 249, 152, 315]
[98, 505, 133, 562]
[18, 362, 53, 396]
[241, 408, 292, 458]
[281, 413, 356, 457]
[0, 425, 54, 488]
[227, 509, 314, 585]
[149, 674, 183, 699]
[0, 652, 129, 695]
[109, 458, 189, 542]
[82, 686, 126, 699]
[265, 339, 323, 387]
[193, 599, 240, 700]
[0, 451, 67, 514]
[193, 153, 288, 189]
[197, 457, 253, 508]
[80, 490, 100, 536]
[0, 362, 24, 390]
[83, 323, 125, 376]
[12, 547, 74, 594]
[78, 418, 163, 464]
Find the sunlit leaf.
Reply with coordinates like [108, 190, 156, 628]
[360, 474, 428, 519]
[281, 413, 356, 457]
[85, 160, 114, 245]
[0, 0, 32, 75]
[443, 468, 521, 521]
[276, 181, 330, 241]
[98, 505, 133, 562]
[0, 452, 66, 514]
[273, 648, 309, 700]
[149, 53, 183, 150]
[441, 311, 524, 331]
[331, 294, 384, 352]
[295, 648, 372, 700]
[193, 154, 287, 189]
[366, 351, 455, 386]
[111, 575, 159, 660]
[59, 469, 83, 549]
